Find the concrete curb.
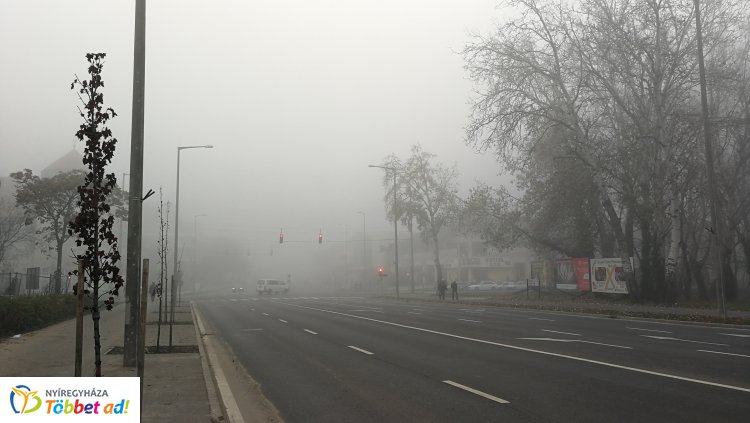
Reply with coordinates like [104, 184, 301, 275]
[192, 302, 243, 423]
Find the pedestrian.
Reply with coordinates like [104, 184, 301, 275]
[451, 280, 458, 301]
[438, 279, 447, 300]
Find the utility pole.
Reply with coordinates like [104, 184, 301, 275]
[124, 0, 146, 368]
[694, 0, 727, 319]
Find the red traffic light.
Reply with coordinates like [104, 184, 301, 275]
[377, 267, 384, 276]
[318, 229, 323, 244]
[279, 228, 284, 244]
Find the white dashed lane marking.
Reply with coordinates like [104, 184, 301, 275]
[542, 329, 581, 336]
[627, 327, 672, 334]
[697, 350, 750, 358]
[347, 346, 374, 355]
[641, 335, 728, 347]
[718, 333, 750, 338]
[304, 329, 318, 335]
[443, 380, 509, 404]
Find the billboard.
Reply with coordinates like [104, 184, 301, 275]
[555, 259, 576, 290]
[573, 258, 590, 291]
[590, 258, 629, 294]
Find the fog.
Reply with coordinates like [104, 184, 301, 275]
[0, 1, 511, 290]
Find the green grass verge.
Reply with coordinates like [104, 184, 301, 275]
[0, 295, 79, 338]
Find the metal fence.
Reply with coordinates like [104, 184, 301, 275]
[0, 270, 71, 296]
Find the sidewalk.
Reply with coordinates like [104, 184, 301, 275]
[0, 299, 220, 422]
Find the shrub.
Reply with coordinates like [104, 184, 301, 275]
[0, 295, 79, 338]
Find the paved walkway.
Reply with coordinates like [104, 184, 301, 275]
[0, 299, 220, 422]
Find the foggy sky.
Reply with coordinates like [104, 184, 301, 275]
[1, 0, 510, 281]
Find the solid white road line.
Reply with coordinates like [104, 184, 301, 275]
[443, 380, 510, 404]
[641, 335, 729, 346]
[718, 333, 750, 338]
[626, 327, 672, 334]
[192, 304, 243, 423]
[697, 350, 750, 358]
[347, 345, 374, 355]
[519, 338, 631, 349]
[277, 302, 750, 393]
[279, 319, 288, 323]
[528, 317, 555, 322]
[458, 319, 482, 323]
[542, 329, 581, 336]
[304, 329, 318, 335]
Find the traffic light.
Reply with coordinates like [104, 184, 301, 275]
[279, 228, 284, 244]
[377, 266, 385, 277]
[318, 229, 323, 244]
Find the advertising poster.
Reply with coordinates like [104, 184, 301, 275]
[554, 259, 576, 290]
[590, 258, 629, 294]
[573, 258, 590, 291]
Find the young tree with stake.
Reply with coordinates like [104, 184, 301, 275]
[68, 53, 124, 377]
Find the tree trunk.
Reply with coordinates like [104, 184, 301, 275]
[432, 229, 442, 288]
[55, 240, 64, 294]
[664, 191, 681, 302]
[93, 305, 102, 377]
[680, 237, 692, 300]
[722, 243, 738, 301]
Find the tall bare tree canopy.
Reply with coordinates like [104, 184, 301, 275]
[463, 0, 750, 302]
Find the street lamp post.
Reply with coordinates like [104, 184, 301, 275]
[172, 145, 213, 336]
[193, 214, 207, 294]
[357, 211, 366, 290]
[368, 165, 399, 298]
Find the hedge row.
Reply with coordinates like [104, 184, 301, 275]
[0, 295, 79, 338]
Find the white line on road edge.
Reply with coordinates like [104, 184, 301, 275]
[304, 329, 318, 335]
[697, 350, 750, 358]
[279, 319, 288, 323]
[641, 335, 729, 346]
[192, 303, 243, 423]
[443, 380, 509, 404]
[542, 329, 581, 336]
[528, 317, 555, 322]
[458, 318, 482, 323]
[278, 302, 750, 393]
[626, 327, 672, 333]
[348, 346, 374, 355]
[718, 333, 750, 338]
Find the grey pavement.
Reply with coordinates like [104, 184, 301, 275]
[0, 298, 221, 423]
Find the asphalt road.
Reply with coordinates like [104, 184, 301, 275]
[197, 294, 750, 423]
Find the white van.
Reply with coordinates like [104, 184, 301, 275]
[257, 279, 289, 294]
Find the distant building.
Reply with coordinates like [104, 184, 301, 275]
[40, 149, 86, 178]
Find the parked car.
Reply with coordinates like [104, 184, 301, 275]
[468, 281, 499, 291]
